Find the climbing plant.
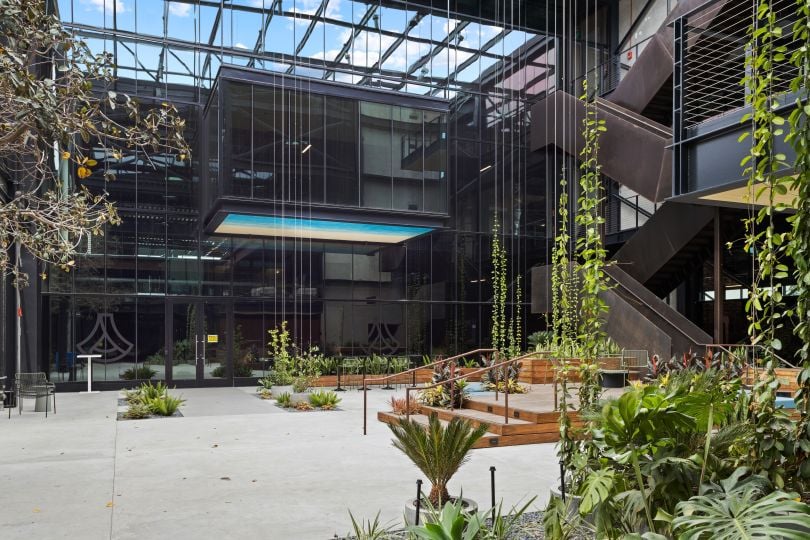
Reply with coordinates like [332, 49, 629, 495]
[575, 80, 610, 414]
[739, 0, 796, 487]
[550, 168, 577, 472]
[490, 217, 522, 359]
[786, 0, 810, 478]
[550, 169, 577, 351]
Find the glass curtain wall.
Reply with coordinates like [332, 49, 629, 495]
[47, 0, 556, 385]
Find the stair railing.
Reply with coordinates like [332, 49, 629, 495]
[399, 350, 546, 427]
[703, 343, 799, 375]
[362, 348, 497, 435]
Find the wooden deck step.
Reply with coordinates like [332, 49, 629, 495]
[377, 411, 560, 448]
[418, 405, 556, 436]
[463, 398, 582, 425]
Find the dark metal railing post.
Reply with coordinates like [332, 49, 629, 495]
[494, 351, 500, 402]
[449, 360, 455, 411]
[415, 479, 423, 525]
[335, 357, 345, 391]
[559, 459, 567, 502]
[382, 357, 394, 390]
[363, 374, 367, 435]
[490, 466, 496, 523]
[406, 386, 411, 422]
[360, 357, 369, 392]
[504, 361, 510, 425]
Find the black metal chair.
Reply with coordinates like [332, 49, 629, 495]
[15, 372, 56, 417]
[1, 376, 12, 419]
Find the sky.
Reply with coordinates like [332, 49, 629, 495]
[59, 0, 536, 92]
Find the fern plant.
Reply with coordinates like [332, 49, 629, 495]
[146, 394, 184, 416]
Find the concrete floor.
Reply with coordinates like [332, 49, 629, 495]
[0, 387, 562, 539]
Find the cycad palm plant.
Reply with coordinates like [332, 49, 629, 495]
[389, 413, 488, 505]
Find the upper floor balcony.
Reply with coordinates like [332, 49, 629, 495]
[671, 0, 800, 205]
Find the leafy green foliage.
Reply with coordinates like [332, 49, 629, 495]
[786, 0, 810, 488]
[480, 496, 536, 540]
[347, 511, 395, 540]
[275, 392, 292, 408]
[575, 79, 610, 409]
[490, 218, 522, 359]
[139, 381, 169, 402]
[388, 414, 488, 505]
[256, 376, 273, 391]
[308, 390, 341, 410]
[120, 366, 156, 380]
[672, 468, 810, 539]
[407, 499, 483, 540]
[122, 402, 151, 419]
[0, 0, 189, 286]
[146, 394, 184, 416]
[292, 376, 314, 393]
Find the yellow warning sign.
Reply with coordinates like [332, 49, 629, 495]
[207, 334, 219, 343]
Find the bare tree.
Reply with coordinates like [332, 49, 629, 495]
[0, 0, 190, 286]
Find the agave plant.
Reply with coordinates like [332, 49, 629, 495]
[388, 414, 488, 505]
[407, 498, 484, 540]
[671, 468, 810, 539]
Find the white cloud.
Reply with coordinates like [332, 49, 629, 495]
[82, 0, 125, 13]
[235, 42, 248, 49]
[168, 2, 192, 17]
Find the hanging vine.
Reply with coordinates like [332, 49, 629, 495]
[575, 80, 610, 414]
[490, 216, 522, 360]
[786, 0, 810, 474]
[490, 217, 507, 355]
[551, 167, 576, 472]
[740, 0, 795, 487]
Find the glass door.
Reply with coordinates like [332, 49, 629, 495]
[168, 300, 231, 384]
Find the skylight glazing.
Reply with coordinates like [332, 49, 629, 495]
[56, 0, 551, 99]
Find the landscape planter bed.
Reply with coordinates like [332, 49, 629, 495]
[310, 368, 435, 387]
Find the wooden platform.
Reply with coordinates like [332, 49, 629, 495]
[517, 357, 624, 384]
[377, 384, 594, 448]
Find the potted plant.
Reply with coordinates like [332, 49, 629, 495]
[388, 413, 488, 524]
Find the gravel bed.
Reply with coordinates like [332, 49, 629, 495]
[334, 511, 594, 540]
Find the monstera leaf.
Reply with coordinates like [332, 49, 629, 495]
[672, 468, 810, 539]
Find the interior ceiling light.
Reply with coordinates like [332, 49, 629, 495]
[480, 164, 492, 173]
[301, 144, 312, 154]
[215, 214, 433, 243]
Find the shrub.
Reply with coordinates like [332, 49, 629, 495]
[483, 379, 529, 394]
[275, 392, 292, 408]
[124, 387, 144, 405]
[256, 376, 273, 391]
[258, 389, 273, 400]
[146, 394, 184, 416]
[309, 390, 341, 410]
[268, 369, 294, 386]
[140, 381, 168, 401]
[292, 375, 314, 393]
[233, 362, 254, 378]
[120, 366, 156, 380]
[390, 396, 421, 415]
[294, 401, 313, 411]
[123, 402, 151, 419]
[211, 365, 226, 378]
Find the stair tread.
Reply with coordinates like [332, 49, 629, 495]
[377, 411, 562, 448]
[421, 405, 534, 425]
